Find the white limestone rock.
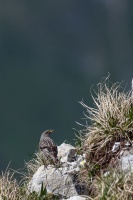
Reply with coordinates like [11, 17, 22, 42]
[58, 143, 76, 162]
[112, 142, 120, 153]
[120, 148, 133, 172]
[28, 164, 88, 198]
[28, 142, 88, 198]
[62, 196, 87, 200]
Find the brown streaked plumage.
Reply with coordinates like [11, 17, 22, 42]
[39, 129, 58, 163]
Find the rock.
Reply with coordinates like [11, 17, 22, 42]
[103, 171, 110, 177]
[120, 149, 133, 172]
[125, 142, 131, 147]
[112, 142, 120, 153]
[62, 196, 87, 200]
[28, 142, 88, 198]
[28, 165, 88, 198]
[58, 143, 76, 162]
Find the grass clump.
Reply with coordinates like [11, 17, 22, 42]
[91, 170, 133, 200]
[75, 77, 133, 199]
[0, 170, 21, 200]
[79, 77, 133, 173]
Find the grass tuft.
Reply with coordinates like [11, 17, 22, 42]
[0, 170, 22, 199]
[92, 170, 133, 200]
[75, 77, 133, 200]
[79, 77, 133, 172]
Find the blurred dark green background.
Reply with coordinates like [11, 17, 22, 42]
[0, 0, 133, 171]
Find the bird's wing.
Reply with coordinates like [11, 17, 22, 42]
[39, 137, 58, 160]
[39, 137, 57, 148]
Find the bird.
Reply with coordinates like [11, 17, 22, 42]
[39, 129, 58, 164]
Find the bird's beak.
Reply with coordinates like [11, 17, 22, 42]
[50, 129, 54, 133]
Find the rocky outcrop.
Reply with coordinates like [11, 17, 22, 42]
[28, 143, 88, 199]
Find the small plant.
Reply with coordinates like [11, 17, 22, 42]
[74, 130, 83, 148]
[88, 164, 100, 178]
[74, 129, 85, 155]
[39, 183, 47, 199]
[26, 183, 59, 200]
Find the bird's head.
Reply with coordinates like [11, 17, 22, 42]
[42, 129, 54, 137]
